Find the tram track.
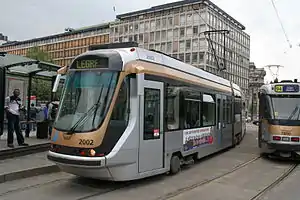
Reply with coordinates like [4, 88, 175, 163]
[249, 163, 298, 200]
[0, 154, 263, 200]
[74, 154, 263, 200]
[154, 155, 262, 200]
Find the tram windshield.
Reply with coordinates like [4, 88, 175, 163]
[54, 70, 119, 132]
[270, 96, 300, 120]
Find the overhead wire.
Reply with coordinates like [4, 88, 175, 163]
[270, 0, 292, 48]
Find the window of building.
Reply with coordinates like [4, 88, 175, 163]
[179, 53, 184, 61]
[179, 41, 185, 52]
[180, 28, 185, 37]
[193, 26, 198, 36]
[145, 21, 149, 31]
[186, 13, 192, 25]
[156, 19, 161, 28]
[162, 18, 167, 28]
[192, 52, 198, 63]
[134, 23, 139, 31]
[186, 27, 193, 36]
[173, 41, 178, 53]
[150, 20, 155, 30]
[186, 39, 191, 51]
[129, 24, 133, 32]
[174, 15, 179, 26]
[174, 28, 179, 38]
[192, 39, 198, 50]
[167, 42, 172, 53]
[168, 17, 173, 26]
[202, 94, 216, 126]
[167, 30, 173, 40]
[185, 53, 191, 63]
[155, 31, 160, 42]
[180, 14, 185, 25]
[193, 13, 199, 23]
[144, 33, 149, 43]
[161, 43, 166, 52]
[139, 22, 145, 31]
[150, 32, 154, 42]
[155, 44, 160, 51]
[139, 34, 144, 43]
[124, 25, 129, 33]
[161, 31, 166, 40]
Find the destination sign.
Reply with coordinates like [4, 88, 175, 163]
[70, 55, 108, 69]
[274, 84, 300, 93]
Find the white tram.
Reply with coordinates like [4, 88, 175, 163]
[47, 42, 246, 181]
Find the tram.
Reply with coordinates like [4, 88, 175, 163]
[257, 80, 300, 158]
[47, 42, 246, 181]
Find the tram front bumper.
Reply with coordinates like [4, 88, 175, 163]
[47, 151, 114, 180]
[266, 142, 300, 152]
[47, 151, 105, 168]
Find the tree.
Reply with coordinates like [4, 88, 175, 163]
[26, 46, 53, 101]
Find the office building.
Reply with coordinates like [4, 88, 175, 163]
[0, 0, 250, 94]
[110, 0, 250, 93]
[0, 24, 110, 66]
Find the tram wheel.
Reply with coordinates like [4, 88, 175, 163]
[170, 155, 181, 174]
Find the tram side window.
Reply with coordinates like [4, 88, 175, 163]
[144, 88, 161, 140]
[110, 78, 129, 122]
[234, 99, 242, 114]
[183, 90, 201, 129]
[202, 94, 216, 126]
[227, 99, 232, 124]
[166, 86, 180, 131]
[223, 100, 228, 124]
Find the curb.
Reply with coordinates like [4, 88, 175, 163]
[0, 143, 51, 160]
[0, 164, 60, 184]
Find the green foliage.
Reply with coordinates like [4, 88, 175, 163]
[26, 46, 53, 101]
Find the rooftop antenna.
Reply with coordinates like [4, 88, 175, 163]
[265, 65, 284, 82]
[113, 6, 116, 18]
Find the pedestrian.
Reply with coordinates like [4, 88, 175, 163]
[4, 89, 29, 148]
[29, 103, 38, 131]
[47, 98, 59, 138]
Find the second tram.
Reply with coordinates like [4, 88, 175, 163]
[257, 80, 300, 158]
[47, 43, 246, 181]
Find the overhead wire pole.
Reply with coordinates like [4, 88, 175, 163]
[192, 4, 230, 77]
[265, 65, 284, 82]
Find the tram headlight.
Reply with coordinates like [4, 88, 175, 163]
[89, 149, 96, 156]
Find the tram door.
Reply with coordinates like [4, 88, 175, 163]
[216, 95, 223, 148]
[138, 80, 164, 173]
[222, 95, 233, 147]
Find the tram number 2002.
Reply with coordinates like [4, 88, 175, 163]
[79, 139, 94, 145]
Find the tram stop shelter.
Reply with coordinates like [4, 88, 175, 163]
[0, 52, 63, 137]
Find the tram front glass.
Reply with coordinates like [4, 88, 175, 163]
[270, 95, 300, 123]
[53, 70, 119, 133]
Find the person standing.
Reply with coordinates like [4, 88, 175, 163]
[5, 89, 29, 148]
[47, 98, 59, 138]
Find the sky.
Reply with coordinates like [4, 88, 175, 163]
[0, 0, 299, 82]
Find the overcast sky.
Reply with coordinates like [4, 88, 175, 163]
[0, 0, 299, 81]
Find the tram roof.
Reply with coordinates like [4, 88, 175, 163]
[81, 47, 236, 91]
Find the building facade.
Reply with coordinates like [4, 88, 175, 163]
[0, 33, 8, 45]
[110, 0, 250, 93]
[0, 24, 110, 66]
[248, 62, 266, 119]
[0, 0, 250, 93]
